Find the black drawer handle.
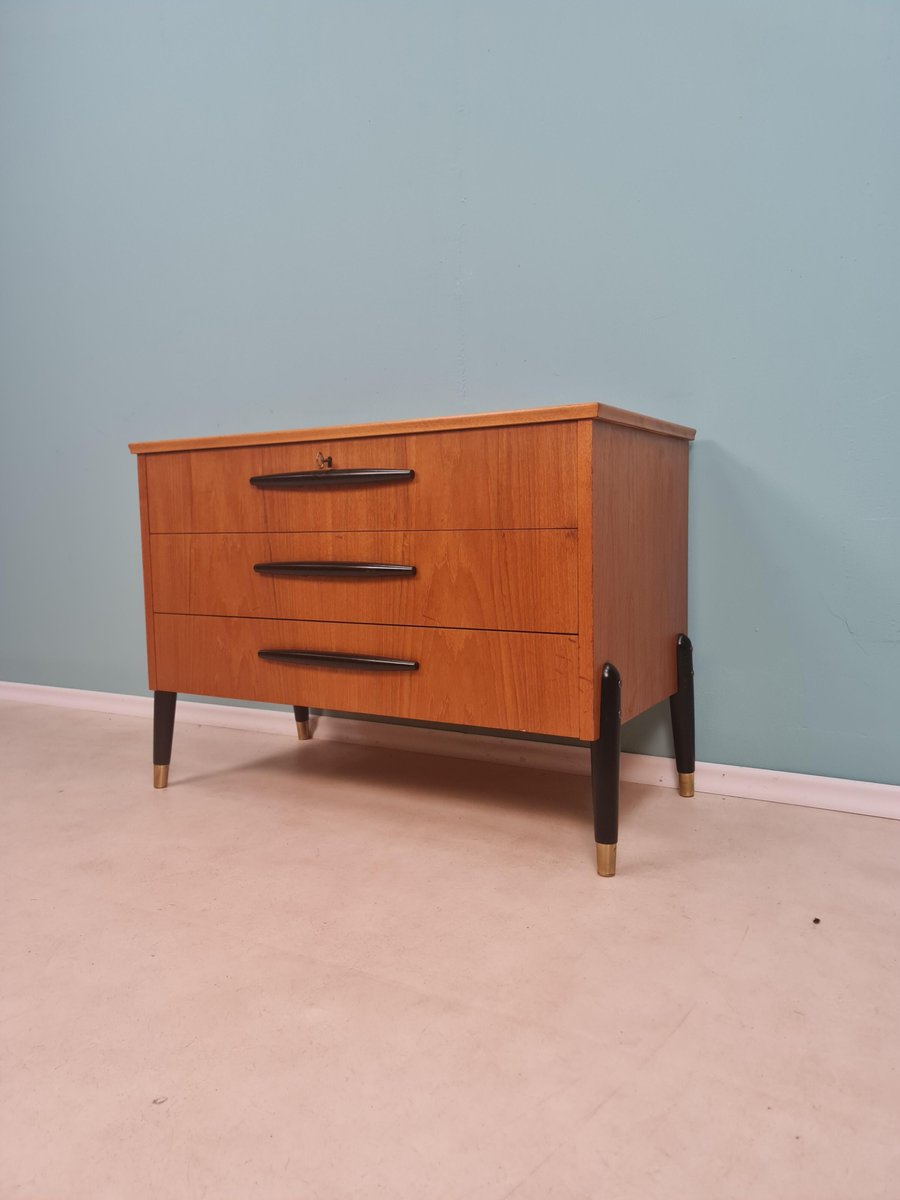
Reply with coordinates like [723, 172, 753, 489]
[249, 468, 415, 490]
[254, 561, 416, 579]
[258, 649, 419, 671]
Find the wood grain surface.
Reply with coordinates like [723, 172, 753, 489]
[150, 528, 578, 633]
[575, 420, 596, 738]
[154, 614, 581, 737]
[145, 422, 577, 533]
[586, 421, 690, 731]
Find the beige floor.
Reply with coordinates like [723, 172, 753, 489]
[1, 700, 898, 1199]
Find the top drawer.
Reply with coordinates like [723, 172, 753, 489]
[145, 421, 577, 533]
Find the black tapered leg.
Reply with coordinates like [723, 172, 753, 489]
[292, 705, 312, 741]
[591, 663, 622, 876]
[669, 634, 695, 797]
[153, 690, 177, 789]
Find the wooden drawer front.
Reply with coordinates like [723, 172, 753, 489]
[151, 529, 577, 634]
[145, 422, 576, 533]
[155, 614, 580, 737]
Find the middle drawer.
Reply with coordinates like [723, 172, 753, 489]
[151, 529, 578, 634]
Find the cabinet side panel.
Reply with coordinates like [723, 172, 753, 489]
[136, 454, 158, 690]
[592, 423, 689, 725]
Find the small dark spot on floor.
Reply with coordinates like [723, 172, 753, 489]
[152, 1097, 168, 1105]
[813, 917, 821, 924]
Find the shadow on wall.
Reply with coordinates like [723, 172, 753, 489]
[623, 440, 900, 785]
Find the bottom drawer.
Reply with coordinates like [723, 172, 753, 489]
[154, 614, 580, 738]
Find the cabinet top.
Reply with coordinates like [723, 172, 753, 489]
[129, 402, 695, 455]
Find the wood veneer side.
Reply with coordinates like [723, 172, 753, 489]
[591, 422, 690, 725]
[136, 454, 158, 689]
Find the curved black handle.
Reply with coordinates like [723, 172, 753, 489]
[249, 468, 414, 490]
[258, 649, 419, 671]
[254, 561, 416, 579]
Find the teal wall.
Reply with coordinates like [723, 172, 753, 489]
[1, 1, 898, 784]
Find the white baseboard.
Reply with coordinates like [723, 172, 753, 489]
[2, 680, 898, 821]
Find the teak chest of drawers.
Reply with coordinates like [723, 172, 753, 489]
[130, 403, 696, 875]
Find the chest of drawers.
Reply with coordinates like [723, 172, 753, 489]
[130, 403, 696, 875]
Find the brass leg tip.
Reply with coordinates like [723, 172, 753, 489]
[678, 772, 695, 798]
[296, 719, 312, 741]
[596, 843, 617, 877]
[153, 764, 169, 789]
